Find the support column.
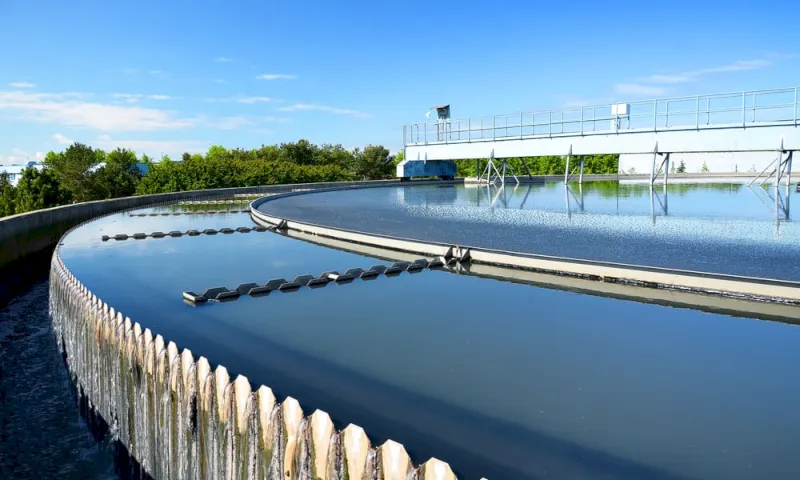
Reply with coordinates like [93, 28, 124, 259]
[650, 142, 659, 185]
[579, 156, 585, 184]
[563, 145, 573, 183]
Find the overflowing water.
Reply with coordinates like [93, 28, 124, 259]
[48, 252, 458, 479]
[0, 280, 116, 479]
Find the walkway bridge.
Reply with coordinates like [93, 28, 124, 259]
[399, 86, 799, 185]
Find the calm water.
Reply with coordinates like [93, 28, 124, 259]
[258, 182, 800, 280]
[55, 195, 800, 480]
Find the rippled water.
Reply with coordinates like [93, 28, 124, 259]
[53, 194, 800, 480]
[258, 182, 800, 280]
[0, 281, 116, 479]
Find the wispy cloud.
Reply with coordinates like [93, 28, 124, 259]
[250, 128, 275, 135]
[0, 89, 196, 131]
[236, 96, 273, 104]
[204, 95, 275, 104]
[215, 57, 234, 63]
[53, 133, 73, 145]
[119, 68, 169, 77]
[257, 74, 296, 80]
[277, 103, 371, 118]
[614, 84, 668, 96]
[0, 148, 44, 164]
[212, 79, 228, 84]
[644, 59, 773, 84]
[9, 82, 35, 89]
[94, 134, 207, 156]
[111, 93, 178, 103]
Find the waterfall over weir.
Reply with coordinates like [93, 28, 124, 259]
[48, 250, 460, 480]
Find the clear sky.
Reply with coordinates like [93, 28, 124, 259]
[0, 0, 797, 163]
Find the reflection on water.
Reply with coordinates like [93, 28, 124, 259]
[260, 182, 800, 280]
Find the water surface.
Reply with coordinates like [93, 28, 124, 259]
[55, 199, 800, 480]
[258, 182, 800, 280]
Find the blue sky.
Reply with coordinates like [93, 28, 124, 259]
[0, 0, 797, 163]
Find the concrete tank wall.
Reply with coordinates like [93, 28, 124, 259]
[1, 179, 467, 479]
[0, 180, 402, 269]
[49, 247, 460, 480]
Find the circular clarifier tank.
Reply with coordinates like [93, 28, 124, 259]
[59, 185, 800, 480]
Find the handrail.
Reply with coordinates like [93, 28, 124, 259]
[404, 86, 800, 146]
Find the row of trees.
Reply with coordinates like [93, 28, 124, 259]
[0, 139, 621, 218]
[0, 140, 396, 217]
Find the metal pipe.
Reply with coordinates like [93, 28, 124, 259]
[742, 91, 746, 127]
[695, 96, 699, 129]
[748, 157, 778, 186]
[653, 99, 657, 131]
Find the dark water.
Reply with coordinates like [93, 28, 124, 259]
[258, 182, 800, 280]
[56, 200, 800, 480]
[0, 281, 116, 479]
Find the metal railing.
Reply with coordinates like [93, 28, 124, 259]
[403, 86, 800, 146]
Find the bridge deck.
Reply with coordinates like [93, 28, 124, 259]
[404, 87, 800, 159]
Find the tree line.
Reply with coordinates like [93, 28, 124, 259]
[1, 140, 620, 218]
[0, 140, 395, 217]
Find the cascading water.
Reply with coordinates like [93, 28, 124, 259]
[48, 249, 463, 480]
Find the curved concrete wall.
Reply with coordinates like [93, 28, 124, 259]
[21, 179, 472, 480]
[251, 189, 800, 305]
[0, 179, 406, 269]
[49, 251, 461, 479]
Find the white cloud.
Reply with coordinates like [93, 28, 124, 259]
[94, 134, 207, 156]
[53, 133, 73, 145]
[204, 95, 275, 104]
[111, 93, 177, 103]
[215, 57, 234, 63]
[0, 89, 197, 131]
[613, 84, 668, 96]
[257, 74, 297, 80]
[207, 115, 254, 130]
[213, 79, 228, 84]
[236, 96, 273, 104]
[0, 148, 43, 164]
[645, 59, 773, 84]
[250, 128, 275, 135]
[9, 82, 35, 89]
[276, 103, 372, 118]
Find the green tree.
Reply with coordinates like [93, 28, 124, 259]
[677, 160, 687, 173]
[0, 172, 16, 217]
[353, 145, 393, 179]
[90, 148, 142, 199]
[44, 142, 101, 202]
[13, 168, 70, 213]
[701, 161, 709, 173]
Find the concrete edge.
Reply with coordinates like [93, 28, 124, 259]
[279, 228, 800, 324]
[250, 189, 800, 306]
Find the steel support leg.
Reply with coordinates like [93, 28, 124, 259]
[579, 156, 585, 184]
